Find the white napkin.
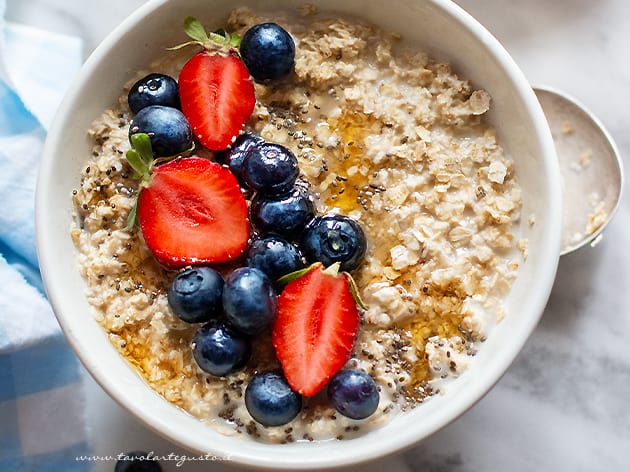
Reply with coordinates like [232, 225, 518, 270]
[0, 0, 82, 353]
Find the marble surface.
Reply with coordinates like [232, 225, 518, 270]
[7, 0, 629, 470]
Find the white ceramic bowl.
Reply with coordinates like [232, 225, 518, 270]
[36, 0, 562, 469]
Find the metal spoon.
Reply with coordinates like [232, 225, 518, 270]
[534, 86, 624, 255]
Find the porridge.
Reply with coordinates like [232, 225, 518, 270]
[71, 6, 524, 442]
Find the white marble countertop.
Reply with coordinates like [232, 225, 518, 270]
[6, 0, 629, 470]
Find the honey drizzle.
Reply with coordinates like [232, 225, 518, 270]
[403, 282, 469, 394]
[112, 323, 197, 405]
[320, 111, 375, 212]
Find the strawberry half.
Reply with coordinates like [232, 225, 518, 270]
[272, 263, 361, 396]
[138, 157, 249, 268]
[173, 18, 256, 151]
[126, 134, 249, 269]
[179, 53, 255, 151]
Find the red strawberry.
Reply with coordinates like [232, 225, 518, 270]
[179, 52, 255, 151]
[126, 134, 249, 268]
[272, 263, 360, 396]
[172, 16, 256, 151]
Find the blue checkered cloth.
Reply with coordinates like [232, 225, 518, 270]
[0, 1, 89, 469]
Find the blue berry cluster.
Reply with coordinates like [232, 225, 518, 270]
[168, 263, 301, 427]
[168, 265, 276, 378]
[224, 132, 368, 281]
[175, 129, 373, 427]
[167, 126, 376, 427]
[127, 73, 194, 157]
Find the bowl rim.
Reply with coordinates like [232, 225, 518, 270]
[35, 0, 562, 469]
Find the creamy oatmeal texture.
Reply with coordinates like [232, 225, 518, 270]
[71, 7, 523, 442]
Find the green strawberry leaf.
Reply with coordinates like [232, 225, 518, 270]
[125, 148, 149, 178]
[168, 17, 241, 53]
[276, 263, 319, 287]
[183, 16, 209, 43]
[130, 133, 154, 165]
[322, 261, 342, 277]
[344, 272, 368, 311]
[209, 29, 241, 48]
[124, 133, 156, 231]
[126, 133, 155, 184]
[125, 193, 140, 231]
[166, 40, 201, 51]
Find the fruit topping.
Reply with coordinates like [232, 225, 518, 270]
[272, 263, 360, 396]
[242, 142, 299, 196]
[240, 23, 295, 82]
[128, 105, 193, 157]
[137, 158, 249, 268]
[301, 214, 367, 272]
[125, 134, 250, 269]
[192, 320, 251, 377]
[245, 372, 302, 427]
[219, 131, 264, 185]
[245, 234, 305, 281]
[127, 73, 180, 114]
[179, 53, 255, 151]
[327, 369, 379, 420]
[249, 185, 315, 239]
[222, 267, 278, 336]
[167, 266, 224, 323]
[174, 17, 256, 151]
[117, 16, 382, 428]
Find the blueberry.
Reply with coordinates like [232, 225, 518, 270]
[167, 267, 224, 323]
[192, 320, 251, 377]
[127, 73, 180, 114]
[129, 105, 193, 157]
[218, 132, 264, 185]
[250, 185, 315, 238]
[114, 451, 162, 472]
[301, 214, 367, 272]
[246, 235, 305, 281]
[245, 372, 302, 427]
[242, 143, 298, 196]
[327, 369, 379, 420]
[240, 23, 295, 82]
[222, 267, 277, 335]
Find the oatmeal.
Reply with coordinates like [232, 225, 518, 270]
[71, 6, 523, 442]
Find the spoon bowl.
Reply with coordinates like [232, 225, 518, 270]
[534, 86, 624, 255]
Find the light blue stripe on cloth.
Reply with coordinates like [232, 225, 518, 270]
[0, 80, 40, 136]
[0, 79, 45, 270]
[0, 337, 89, 470]
[1, 334, 82, 400]
[0, 239, 44, 296]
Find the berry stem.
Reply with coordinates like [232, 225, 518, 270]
[167, 16, 242, 56]
[322, 262, 341, 277]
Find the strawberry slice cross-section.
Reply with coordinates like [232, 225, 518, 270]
[272, 263, 361, 396]
[179, 52, 255, 151]
[170, 17, 256, 151]
[136, 156, 249, 269]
